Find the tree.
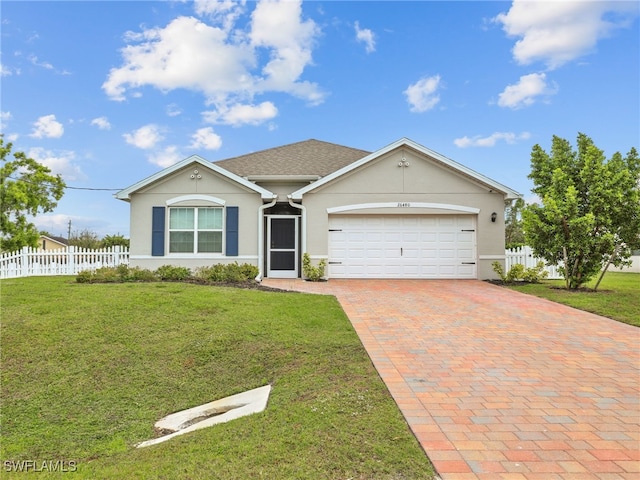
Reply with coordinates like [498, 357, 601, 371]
[505, 198, 525, 249]
[101, 234, 130, 249]
[1, 138, 66, 252]
[522, 133, 640, 289]
[69, 229, 102, 249]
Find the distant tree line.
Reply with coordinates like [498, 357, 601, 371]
[41, 229, 130, 250]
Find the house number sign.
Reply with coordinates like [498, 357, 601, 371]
[397, 202, 411, 207]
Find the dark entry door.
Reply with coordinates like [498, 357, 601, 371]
[267, 216, 298, 278]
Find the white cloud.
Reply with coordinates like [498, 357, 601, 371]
[90, 117, 111, 130]
[0, 111, 11, 130]
[166, 103, 183, 117]
[30, 114, 64, 138]
[28, 54, 53, 70]
[494, 1, 638, 70]
[1, 63, 20, 76]
[35, 214, 112, 238]
[103, 16, 254, 102]
[404, 75, 442, 113]
[249, 0, 323, 104]
[123, 124, 164, 149]
[103, 0, 324, 116]
[148, 145, 183, 168]
[454, 131, 531, 148]
[355, 21, 376, 53]
[189, 127, 222, 150]
[497, 72, 558, 109]
[193, 0, 246, 32]
[28, 147, 86, 181]
[202, 101, 277, 126]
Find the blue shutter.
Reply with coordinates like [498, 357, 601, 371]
[225, 206, 239, 256]
[152, 206, 165, 256]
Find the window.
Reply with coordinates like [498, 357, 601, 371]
[169, 207, 223, 253]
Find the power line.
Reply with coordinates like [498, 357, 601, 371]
[5, 176, 123, 191]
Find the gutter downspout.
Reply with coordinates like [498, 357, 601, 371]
[255, 195, 278, 282]
[287, 196, 306, 256]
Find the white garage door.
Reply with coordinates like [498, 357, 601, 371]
[328, 214, 477, 279]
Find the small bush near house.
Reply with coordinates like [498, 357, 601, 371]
[492, 261, 548, 284]
[75, 265, 147, 283]
[193, 263, 258, 283]
[302, 253, 327, 281]
[77, 263, 259, 285]
[155, 265, 191, 281]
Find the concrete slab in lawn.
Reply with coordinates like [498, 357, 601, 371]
[136, 385, 271, 448]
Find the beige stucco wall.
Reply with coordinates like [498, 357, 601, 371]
[127, 162, 263, 270]
[300, 149, 506, 279]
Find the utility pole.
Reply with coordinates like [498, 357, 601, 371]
[67, 219, 72, 242]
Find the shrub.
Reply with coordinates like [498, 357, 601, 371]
[193, 263, 258, 283]
[95, 266, 123, 283]
[492, 261, 548, 284]
[77, 263, 257, 284]
[126, 267, 157, 282]
[156, 265, 191, 281]
[75, 265, 156, 283]
[239, 263, 259, 280]
[302, 253, 327, 281]
[75, 269, 95, 283]
[194, 264, 226, 282]
[522, 261, 549, 283]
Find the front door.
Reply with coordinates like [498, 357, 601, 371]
[267, 216, 299, 278]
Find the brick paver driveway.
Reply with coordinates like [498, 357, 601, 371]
[263, 279, 640, 480]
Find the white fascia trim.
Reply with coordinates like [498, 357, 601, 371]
[115, 155, 275, 201]
[246, 175, 321, 182]
[290, 137, 521, 200]
[166, 194, 226, 206]
[327, 202, 480, 214]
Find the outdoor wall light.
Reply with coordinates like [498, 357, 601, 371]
[491, 212, 497, 223]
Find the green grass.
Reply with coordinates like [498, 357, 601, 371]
[504, 272, 640, 327]
[0, 277, 434, 479]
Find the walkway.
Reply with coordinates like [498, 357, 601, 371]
[262, 279, 640, 480]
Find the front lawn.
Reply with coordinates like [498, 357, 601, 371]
[504, 272, 639, 327]
[0, 277, 434, 479]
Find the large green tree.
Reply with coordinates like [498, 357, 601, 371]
[1, 138, 66, 252]
[505, 197, 525, 249]
[523, 133, 640, 289]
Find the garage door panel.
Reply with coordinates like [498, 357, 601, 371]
[328, 214, 477, 279]
[439, 249, 456, 259]
[439, 233, 455, 243]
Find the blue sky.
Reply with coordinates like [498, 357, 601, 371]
[1, 0, 638, 238]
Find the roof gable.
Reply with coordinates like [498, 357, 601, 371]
[290, 138, 521, 200]
[214, 139, 370, 178]
[40, 235, 68, 246]
[115, 155, 276, 201]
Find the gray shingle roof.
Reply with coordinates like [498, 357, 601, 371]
[214, 139, 371, 178]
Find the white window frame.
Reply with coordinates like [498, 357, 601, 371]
[168, 207, 224, 255]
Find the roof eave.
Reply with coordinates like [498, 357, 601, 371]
[245, 175, 322, 182]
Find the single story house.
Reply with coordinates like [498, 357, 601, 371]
[39, 235, 68, 251]
[116, 137, 521, 280]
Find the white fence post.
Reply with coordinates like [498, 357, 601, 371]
[505, 246, 563, 279]
[21, 247, 29, 277]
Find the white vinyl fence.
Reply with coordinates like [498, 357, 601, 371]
[0, 246, 129, 279]
[505, 246, 563, 279]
